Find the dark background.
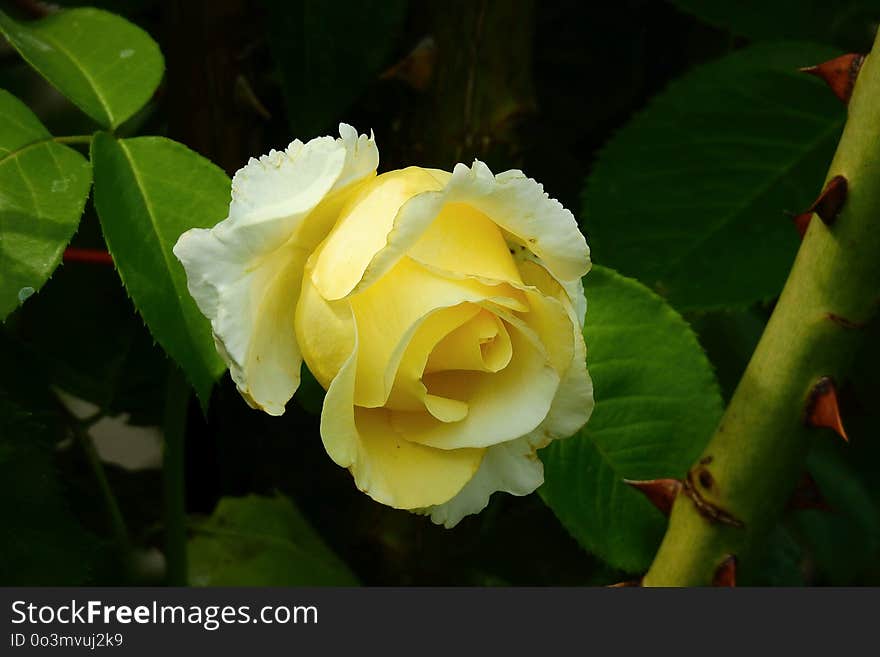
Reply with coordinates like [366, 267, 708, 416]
[2, 0, 879, 586]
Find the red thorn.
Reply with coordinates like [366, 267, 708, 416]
[712, 555, 737, 587]
[800, 53, 864, 103]
[623, 478, 682, 516]
[791, 175, 848, 238]
[608, 579, 642, 588]
[805, 376, 848, 442]
[812, 176, 848, 225]
[788, 472, 832, 512]
[792, 211, 812, 238]
[63, 247, 114, 266]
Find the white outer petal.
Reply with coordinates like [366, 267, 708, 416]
[173, 124, 378, 415]
[562, 276, 588, 329]
[423, 436, 543, 528]
[458, 162, 590, 282]
[329, 160, 590, 300]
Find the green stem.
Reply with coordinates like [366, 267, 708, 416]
[644, 31, 880, 586]
[56, 402, 130, 552]
[53, 134, 93, 145]
[163, 367, 190, 586]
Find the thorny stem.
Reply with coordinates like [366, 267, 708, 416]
[644, 29, 880, 586]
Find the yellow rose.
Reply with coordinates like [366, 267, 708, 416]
[173, 125, 593, 527]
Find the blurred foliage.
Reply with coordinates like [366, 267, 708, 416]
[0, 397, 100, 585]
[189, 494, 359, 586]
[261, 0, 408, 138]
[670, 0, 880, 50]
[1, 0, 879, 587]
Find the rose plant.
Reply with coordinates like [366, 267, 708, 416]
[174, 125, 593, 526]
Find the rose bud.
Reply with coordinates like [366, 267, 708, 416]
[174, 125, 593, 527]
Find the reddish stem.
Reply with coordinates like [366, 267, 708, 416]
[63, 248, 114, 266]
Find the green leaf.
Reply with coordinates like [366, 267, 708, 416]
[0, 7, 164, 128]
[189, 494, 359, 586]
[583, 42, 843, 311]
[263, 0, 407, 136]
[0, 89, 91, 321]
[0, 393, 101, 585]
[91, 134, 226, 405]
[540, 266, 723, 573]
[669, 0, 880, 50]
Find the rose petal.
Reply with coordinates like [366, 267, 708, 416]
[173, 124, 377, 415]
[422, 435, 544, 528]
[295, 274, 356, 390]
[390, 322, 560, 450]
[344, 257, 527, 408]
[536, 325, 594, 443]
[516, 260, 594, 442]
[309, 167, 445, 301]
[425, 309, 512, 374]
[309, 161, 589, 303]
[352, 408, 483, 508]
[320, 313, 484, 509]
[407, 202, 522, 284]
[383, 304, 481, 417]
[420, 301, 593, 528]
[473, 163, 590, 282]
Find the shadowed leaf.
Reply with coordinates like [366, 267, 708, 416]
[189, 494, 358, 586]
[583, 42, 843, 311]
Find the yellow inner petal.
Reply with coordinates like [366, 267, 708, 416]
[408, 202, 523, 284]
[309, 167, 445, 300]
[425, 309, 513, 374]
[295, 273, 356, 390]
[390, 322, 560, 450]
[351, 407, 484, 509]
[346, 257, 527, 408]
[384, 303, 481, 418]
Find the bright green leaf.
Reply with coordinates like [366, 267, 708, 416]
[91, 134, 226, 405]
[263, 0, 407, 136]
[189, 494, 359, 586]
[540, 266, 723, 573]
[0, 89, 91, 321]
[583, 42, 843, 311]
[0, 8, 164, 128]
[670, 0, 880, 50]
